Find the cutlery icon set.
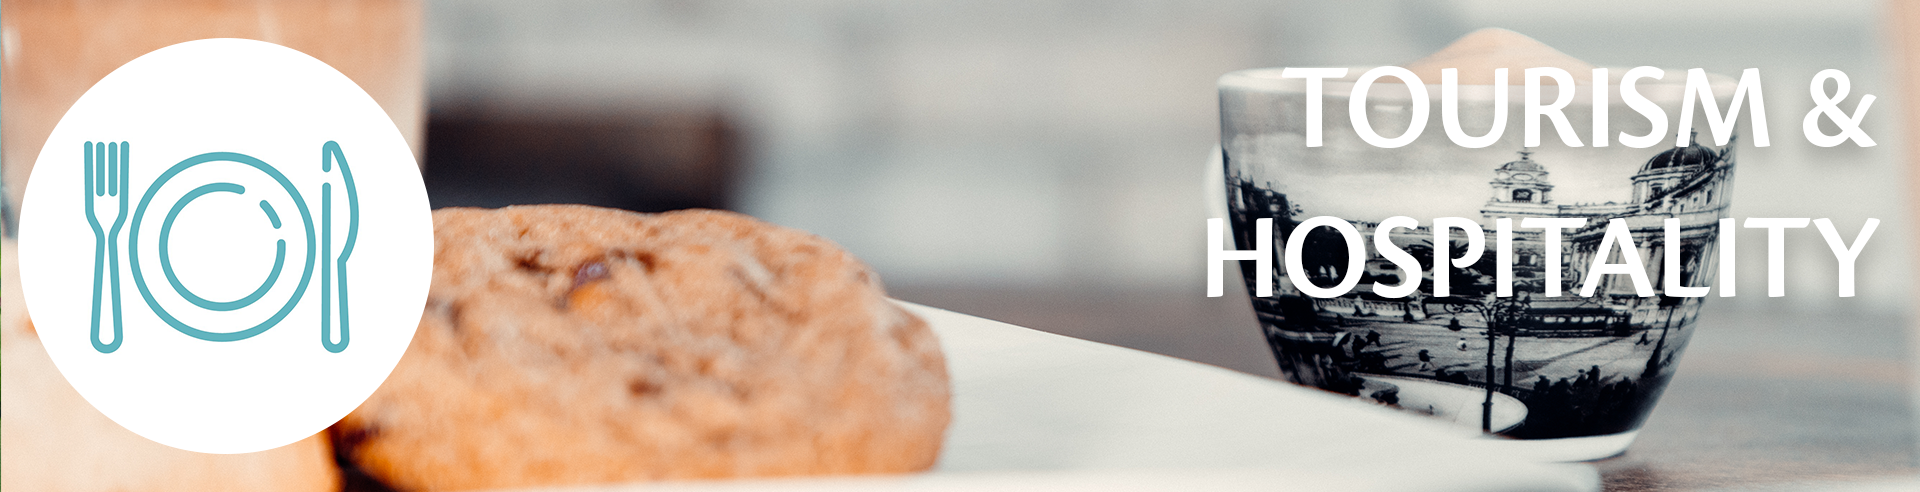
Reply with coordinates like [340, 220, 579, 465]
[85, 140, 358, 354]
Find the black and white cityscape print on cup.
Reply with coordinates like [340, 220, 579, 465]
[1218, 63, 1745, 461]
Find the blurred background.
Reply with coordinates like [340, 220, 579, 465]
[415, 0, 1917, 488]
[3, 0, 1915, 490]
[417, 0, 1907, 372]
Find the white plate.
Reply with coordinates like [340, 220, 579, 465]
[504, 302, 1599, 492]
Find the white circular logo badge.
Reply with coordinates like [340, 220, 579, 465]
[17, 39, 432, 454]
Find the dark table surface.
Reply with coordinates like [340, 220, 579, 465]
[892, 285, 1920, 491]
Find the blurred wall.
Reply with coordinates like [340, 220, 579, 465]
[424, 0, 1907, 311]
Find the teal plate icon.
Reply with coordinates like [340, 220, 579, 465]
[126, 151, 317, 344]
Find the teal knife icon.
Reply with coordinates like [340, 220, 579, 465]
[320, 141, 358, 353]
[86, 141, 131, 353]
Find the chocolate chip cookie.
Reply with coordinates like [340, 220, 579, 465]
[336, 206, 950, 491]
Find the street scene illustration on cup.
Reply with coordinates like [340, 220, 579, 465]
[1222, 139, 1728, 441]
[1211, 30, 1881, 458]
[84, 140, 359, 354]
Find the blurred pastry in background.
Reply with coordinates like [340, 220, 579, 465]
[336, 206, 951, 491]
[1402, 27, 1596, 84]
[0, 0, 424, 224]
[0, 239, 344, 492]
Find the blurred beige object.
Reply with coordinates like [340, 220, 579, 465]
[1897, 5, 1920, 242]
[3, 239, 26, 337]
[1, 238, 343, 492]
[0, 0, 424, 216]
[0, 2, 418, 487]
[1402, 27, 1597, 85]
[1892, 0, 1920, 464]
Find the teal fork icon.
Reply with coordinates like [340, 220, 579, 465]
[85, 141, 130, 353]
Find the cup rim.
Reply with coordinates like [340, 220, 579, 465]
[1219, 65, 1741, 102]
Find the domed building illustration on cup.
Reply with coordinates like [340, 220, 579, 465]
[86, 140, 359, 353]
